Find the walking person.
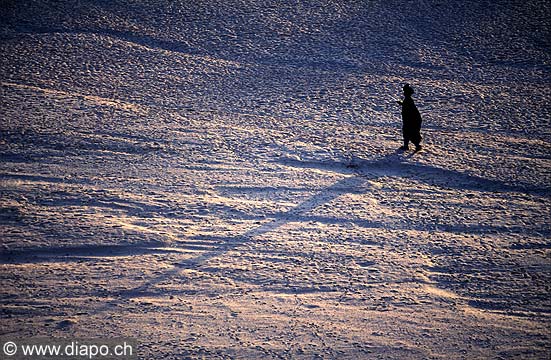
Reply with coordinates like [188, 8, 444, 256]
[397, 84, 423, 151]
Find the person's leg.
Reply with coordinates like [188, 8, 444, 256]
[413, 132, 422, 151]
[400, 128, 410, 150]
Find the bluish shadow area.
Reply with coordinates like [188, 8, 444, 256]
[0, 128, 174, 161]
[279, 153, 550, 197]
[0, 173, 92, 186]
[0, 241, 176, 264]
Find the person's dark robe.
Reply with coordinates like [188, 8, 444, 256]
[401, 95, 422, 145]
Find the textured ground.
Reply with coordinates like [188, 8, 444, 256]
[1, 1, 550, 359]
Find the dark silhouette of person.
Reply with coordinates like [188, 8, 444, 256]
[397, 84, 422, 151]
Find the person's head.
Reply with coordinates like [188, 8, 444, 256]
[403, 84, 414, 96]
